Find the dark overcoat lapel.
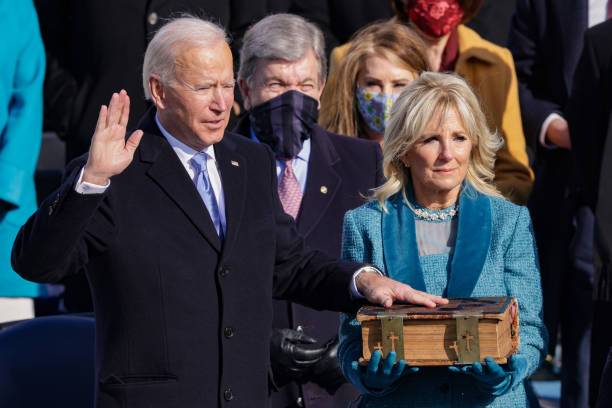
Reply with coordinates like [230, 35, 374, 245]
[138, 111, 222, 252]
[137, 110, 247, 255]
[297, 127, 342, 236]
[382, 185, 492, 298]
[214, 136, 247, 262]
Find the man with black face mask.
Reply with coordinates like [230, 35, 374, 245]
[235, 13, 384, 408]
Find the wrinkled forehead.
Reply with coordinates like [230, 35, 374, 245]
[174, 41, 234, 81]
[253, 49, 321, 83]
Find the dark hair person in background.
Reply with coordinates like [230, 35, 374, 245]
[508, 1, 612, 405]
[567, 18, 612, 407]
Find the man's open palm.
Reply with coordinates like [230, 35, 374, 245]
[83, 90, 143, 184]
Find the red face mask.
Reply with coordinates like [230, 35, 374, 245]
[405, 0, 464, 38]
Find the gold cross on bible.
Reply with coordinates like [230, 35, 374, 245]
[449, 340, 460, 356]
[373, 342, 383, 353]
[387, 331, 400, 352]
[462, 331, 475, 352]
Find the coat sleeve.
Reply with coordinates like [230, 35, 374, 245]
[567, 27, 607, 209]
[508, 0, 562, 147]
[0, 0, 45, 210]
[11, 159, 114, 283]
[337, 210, 400, 396]
[267, 146, 362, 313]
[493, 46, 534, 205]
[503, 206, 548, 379]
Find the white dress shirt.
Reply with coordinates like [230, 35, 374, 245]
[75, 116, 376, 298]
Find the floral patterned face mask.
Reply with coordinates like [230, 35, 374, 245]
[356, 87, 399, 135]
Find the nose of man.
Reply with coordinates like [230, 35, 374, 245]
[211, 87, 229, 113]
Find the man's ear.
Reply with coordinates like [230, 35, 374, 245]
[239, 78, 251, 111]
[149, 75, 166, 110]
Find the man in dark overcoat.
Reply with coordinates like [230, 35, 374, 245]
[234, 14, 384, 408]
[11, 16, 446, 408]
[508, 2, 606, 405]
[567, 18, 612, 405]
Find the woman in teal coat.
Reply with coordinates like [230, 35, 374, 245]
[0, 0, 46, 314]
[339, 72, 547, 407]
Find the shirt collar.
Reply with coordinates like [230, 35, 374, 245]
[155, 114, 216, 162]
[249, 127, 310, 162]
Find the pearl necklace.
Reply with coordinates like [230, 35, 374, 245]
[405, 199, 458, 221]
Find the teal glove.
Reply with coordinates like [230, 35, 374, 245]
[448, 355, 528, 396]
[350, 350, 418, 393]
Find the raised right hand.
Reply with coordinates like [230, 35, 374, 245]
[83, 90, 143, 185]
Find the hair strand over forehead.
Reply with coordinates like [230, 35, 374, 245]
[371, 71, 503, 210]
[142, 15, 229, 100]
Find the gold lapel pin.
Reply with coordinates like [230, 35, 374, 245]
[231, 160, 240, 167]
[320, 186, 328, 194]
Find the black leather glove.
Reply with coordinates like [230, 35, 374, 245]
[270, 328, 326, 387]
[310, 336, 346, 394]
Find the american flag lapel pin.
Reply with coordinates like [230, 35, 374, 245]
[231, 160, 240, 167]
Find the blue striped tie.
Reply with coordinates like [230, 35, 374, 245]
[190, 152, 224, 240]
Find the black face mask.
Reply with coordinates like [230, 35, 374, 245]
[249, 90, 319, 160]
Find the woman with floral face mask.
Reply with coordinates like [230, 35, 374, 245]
[328, 0, 534, 206]
[319, 22, 430, 145]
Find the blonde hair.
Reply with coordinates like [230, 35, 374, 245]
[372, 72, 503, 210]
[319, 22, 430, 137]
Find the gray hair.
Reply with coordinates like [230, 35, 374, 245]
[372, 71, 504, 210]
[142, 16, 229, 100]
[238, 13, 327, 86]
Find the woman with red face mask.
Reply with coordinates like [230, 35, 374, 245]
[328, 0, 534, 206]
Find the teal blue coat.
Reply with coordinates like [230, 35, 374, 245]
[0, 0, 45, 297]
[339, 186, 547, 407]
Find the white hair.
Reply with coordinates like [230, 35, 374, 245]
[142, 15, 229, 100]
[238, 13, 327, 86]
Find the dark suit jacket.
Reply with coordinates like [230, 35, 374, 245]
[568, 19, 612, 301]
[287, 0, 393, 57]
[11, 109, 363, 408]
[34, 0, 267, 161]
[233, 118, 383, 407]
[508, 0, 588, 150]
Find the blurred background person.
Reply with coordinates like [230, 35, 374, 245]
[319, 22, 430, 145]
[0, 0, 46, 323]
[32, 0, 269, 313]
[567, 17, 612, 406]
[330, 0, 533, 205]
[338, 72, 546, 407]
[508, 1, 612, 406]
[234, 14, 384, 408]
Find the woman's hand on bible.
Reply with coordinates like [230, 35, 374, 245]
[448, 355, 528, 396]
[352, 350, 417, 391]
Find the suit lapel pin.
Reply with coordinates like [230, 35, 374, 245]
[320, 186, 328, 194]
[231, 160, 240, 167]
